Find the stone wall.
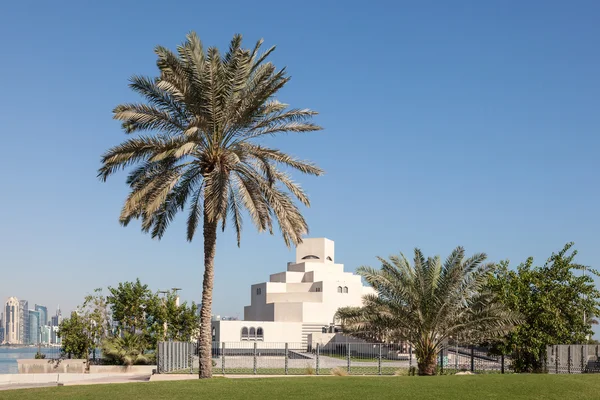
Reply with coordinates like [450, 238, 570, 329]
[17, 359, 86, 374]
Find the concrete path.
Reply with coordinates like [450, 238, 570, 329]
[0, 373, 150, 391]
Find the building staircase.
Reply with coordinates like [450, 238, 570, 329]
[302, 323, 325, 348]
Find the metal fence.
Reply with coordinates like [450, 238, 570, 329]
[547, 344, 600, 374]
[156, 341, 517, 375]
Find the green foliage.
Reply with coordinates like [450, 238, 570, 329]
[59, 279, 198, 365]
[487, 243, 600, 372]
[34, 351, 46, 359]
[101, 332, 151, 366]
[98, 32, 323, 246]
[108, 280, 200, 350]
[107, 279, 152, 334]
[58, 312, 94, 360]
[336, 247, 520, 376]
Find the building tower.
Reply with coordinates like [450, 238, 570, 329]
[28, 309, 40, 344]
[35, 304, 48, 327]
[5, 297, 21, 344]
[19, 300, 29, 344]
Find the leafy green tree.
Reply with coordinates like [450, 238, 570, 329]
[58, 312, 93, 360]
[98, 32, 323, 378]
[58, 289, 111, 366]
[107, 279, 154, 334]
[82, 288, 112, 361]
[145, 290, 199, 348]
[487, 243, 600, 372]
[336, 247, 519, 375]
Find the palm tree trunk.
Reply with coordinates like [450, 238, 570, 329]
[198, 210, 217, 379]
[416, 344, 437, 376]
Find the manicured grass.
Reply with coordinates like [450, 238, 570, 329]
[170, 366, 401, 375]
[3, 375, 600, 400]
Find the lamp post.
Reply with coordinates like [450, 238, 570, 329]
[171, 288, 182, 307]
[158, 291, 169, 341]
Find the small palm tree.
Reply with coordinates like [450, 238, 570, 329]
[99, 32, 323, 378]
[336, 247, 520, 375]
[102, 332, 149, 366]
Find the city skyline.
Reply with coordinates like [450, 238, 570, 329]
[0, 296, 61, 345]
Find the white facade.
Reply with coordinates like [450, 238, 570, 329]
[4, 297, 20, 344]
[213, 238, 374, 344]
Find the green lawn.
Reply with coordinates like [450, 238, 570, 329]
[2, 375, 600, 400]
[170, 366, 402, 375]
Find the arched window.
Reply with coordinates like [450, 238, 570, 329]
[249, 327, 256, 340]
[343, 286, 348, 293]
[257, 327, 264, 341]
[241, 327, 249, 340]
[326, 256, 333, 261]
[212, 327, 216, 342]
[337, 286, 342, 293]
[302, 255, 320, 260]
[316, 287, 321, 292]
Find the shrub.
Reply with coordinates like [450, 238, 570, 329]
[330, 367, 348, 376]
[101, 332, 150, 366]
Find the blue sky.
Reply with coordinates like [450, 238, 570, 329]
[0, 1, 598, 321]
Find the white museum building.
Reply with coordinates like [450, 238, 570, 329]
[211, 238, 375, 346]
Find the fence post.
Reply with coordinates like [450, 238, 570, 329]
[378, 344, 382, 376]
[501, 354, 505, 374]
[439, 346, 444, 374]
[175, 341, 178, 372]
[170, 341, 174, 373]
[316, 343, 320, 375]
[596, 345, 599, 360]
[347, 343, 351, 374]
[581, 345, 585, 373]
[555, 345, 559, 374]
[157, 342, 162, 374]
[470, 345, 475, 373]
[253, 342, 257, 375]
[567, 345, 571, 374]
[221, 342, 226, 375]
[180, 343, 183, 371]
[455, 343, 458, 371]
[284, 343, 289, 375]
[186, 342, 194, 374]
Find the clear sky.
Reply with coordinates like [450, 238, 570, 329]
[0, 0, 598, 320]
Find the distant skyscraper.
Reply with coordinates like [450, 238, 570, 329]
[40, 325, 51, 344]
[5, 297, 20, 344]
[50, 326, 61, 345]
[35, 304, 48, 327]
[51, 305, 62, 328]
[0, 312, 4, 344]
[19, 300, 29, 345]
[28, 309, 40, 344]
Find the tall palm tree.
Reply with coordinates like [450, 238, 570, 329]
[98, 32, 323, 378]
[336, 247, 520, 375]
